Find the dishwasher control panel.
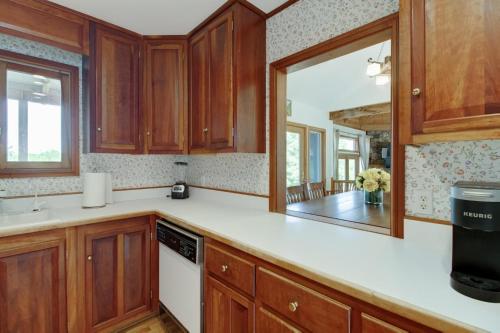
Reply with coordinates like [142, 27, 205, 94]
[157, 220, 203, 264]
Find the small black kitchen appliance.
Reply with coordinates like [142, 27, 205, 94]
[450, 182, 500, 302]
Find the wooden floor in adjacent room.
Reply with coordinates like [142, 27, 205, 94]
[121, 313, 185, 333]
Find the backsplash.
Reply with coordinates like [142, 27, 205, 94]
[405, 140, 500, 220]
[0, 33, 179, 196]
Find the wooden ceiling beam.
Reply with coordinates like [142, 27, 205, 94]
[329, 102, 390, 121]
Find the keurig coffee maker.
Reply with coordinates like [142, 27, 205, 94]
[450, 182, 500, 302]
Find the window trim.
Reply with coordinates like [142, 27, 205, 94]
[0, 49, 79, 177]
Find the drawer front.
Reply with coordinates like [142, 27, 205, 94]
[257, 267, 350, 333]
[205, 243, 255, 296]
[361, 313, 408, 333]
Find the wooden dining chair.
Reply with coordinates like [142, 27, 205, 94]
[286, 185, 306, 204]
[305, 181, 326, 201]
[331, 179, 356, 194]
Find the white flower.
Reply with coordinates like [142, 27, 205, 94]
[380, 170, 391, 182]
[363, 179, 379, 192]
[381, 180, 391, 192]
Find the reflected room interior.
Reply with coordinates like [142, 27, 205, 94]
[285, 39, 392, 233]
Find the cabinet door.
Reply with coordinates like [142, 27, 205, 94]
[207, 12, 234, 151]
[82, 217, 151, 331]
[410, 0, 500, 137]
[189, 31, 209, 151]
[0, 233, 67, 333]
[90, 22, 141, 153]
[256, 307, 302, 333]
[144, 40, 187, 154]
[205, 276, 254, 333]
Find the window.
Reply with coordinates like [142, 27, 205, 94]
[0, 50, 79, 177]
[337, 134, 360, 181]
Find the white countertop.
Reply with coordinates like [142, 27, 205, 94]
[0, 188, 498, 332]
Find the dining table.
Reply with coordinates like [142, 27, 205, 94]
[286, 190, 390, 228]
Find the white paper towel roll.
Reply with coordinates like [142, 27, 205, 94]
[82, 173, 106, 208]
[105, 173, 113, 204]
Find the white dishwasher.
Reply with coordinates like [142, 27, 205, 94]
[157, 219, 204, 333]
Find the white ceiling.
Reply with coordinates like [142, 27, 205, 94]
[287, 41, 392, 113]
[48, 0, 288, 35]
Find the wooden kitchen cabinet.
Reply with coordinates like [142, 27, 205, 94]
[188, 2, 265, 154]
[89, 22, 142, 153]
[0, 229, 67, 333]
[361, 313, 408, 333]
[399, 0, 500, 144]
[144, 38, 188, 154]
[78, 217, 152, 332]
[205, 275, 255, 333]
[256, 307, 302, 333]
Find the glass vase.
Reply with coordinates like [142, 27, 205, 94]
[364, 189, 383, 205]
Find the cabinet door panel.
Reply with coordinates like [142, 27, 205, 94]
[87, 234, 119, 327]
[411, 0, 500, 134]
[91, 23, 141, 153]
[205, 276, 254, 333]
[0, 239, 66, 333]
[145, 41, 187, 153]
[207, 12, 234, 150]
[123, 226, 151, 314]
[189, 32, 209, 151]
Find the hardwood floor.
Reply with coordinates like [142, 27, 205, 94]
[121, 313, 185, 333]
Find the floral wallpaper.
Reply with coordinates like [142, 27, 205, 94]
[0, 33, 180, 196]
[405, 140, 500, 220]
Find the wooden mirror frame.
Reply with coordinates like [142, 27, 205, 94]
[269, 13, 405, 238]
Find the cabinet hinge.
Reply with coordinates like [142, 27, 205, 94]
[150, 290, 153, 299]
[150, 232, 153, 240]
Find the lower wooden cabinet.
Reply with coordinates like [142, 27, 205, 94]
[0, 230, 67, 333]
[205, 275, 255, 332]
[205, 238, 440, 333]
[78, 217, 152, 332]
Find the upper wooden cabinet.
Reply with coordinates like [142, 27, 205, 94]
[0, 230, 67, 333]
[189, 3, 266, 153]
[0, 0, 89, 54]
[144, 38, 188, 154]
[400, 0, 500, 144]
[89, 22, 142, 154]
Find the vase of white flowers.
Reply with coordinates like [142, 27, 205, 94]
[355, 168, 391, 206]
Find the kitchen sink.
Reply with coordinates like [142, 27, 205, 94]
[0, 209, 55, 225]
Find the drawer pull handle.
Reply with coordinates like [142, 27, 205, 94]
[288, 301, 299, 312]
[87, 255, 92, 261]
[221, 264, 229, 272]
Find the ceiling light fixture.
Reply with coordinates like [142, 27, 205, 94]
[366, 58, 382, 77]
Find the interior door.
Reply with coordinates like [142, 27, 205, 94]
[91, 23, 141, 153]
[286, 124, 307, 186]
[189, 31, 209, 152]
[144, 40, 187, 154]
[207, 12, 234, 151]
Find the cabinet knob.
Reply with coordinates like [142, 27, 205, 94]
[97, 127, 102, 132]
[87, 255, 92, 261]
[411, 88, 421, 96]
[221, 264, 229, 272]
[147, 131, 151, 136]
[288, 301, 299, 312]
[203, 128, 208, 133]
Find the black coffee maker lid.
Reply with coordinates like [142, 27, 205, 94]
[451, 182, 500, 202]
